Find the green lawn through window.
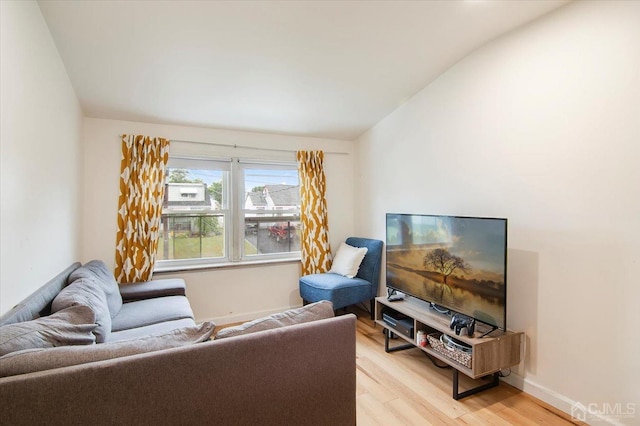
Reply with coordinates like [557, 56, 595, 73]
[158, 235, 257, 259]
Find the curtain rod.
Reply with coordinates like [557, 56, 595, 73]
[170, 139, 349, 155]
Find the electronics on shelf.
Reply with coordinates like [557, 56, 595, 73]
[450, 313, 475, 337]
[441, 333, 472, 353]
[381, 309, 414, 339]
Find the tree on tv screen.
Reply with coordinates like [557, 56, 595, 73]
[423, 248, 470, 298]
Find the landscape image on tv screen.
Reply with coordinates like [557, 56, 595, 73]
[386, 214, 507, 329]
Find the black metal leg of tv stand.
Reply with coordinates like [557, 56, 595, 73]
[384, 328, 414, 353]
[452, 370, 500, 400]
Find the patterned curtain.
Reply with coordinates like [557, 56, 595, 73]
[114, 134, 170, 283]
[297, 150, 332, 275]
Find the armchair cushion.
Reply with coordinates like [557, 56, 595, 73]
[299, 274, 372, 311]
[329, 242, 368, 278]
[344, 237, 383, 292]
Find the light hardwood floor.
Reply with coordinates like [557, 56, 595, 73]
[350, 307, 579, 426]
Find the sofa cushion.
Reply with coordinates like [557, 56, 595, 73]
[69, 260, 123, 318]
[51, 278, 112, 343]
[111, 296, 194, 332]
[0, 305, 97, 357]
[0, 321, 216, 377]
[108, 318, 197, 342]
[119, 278, 186, 301]
[0, 263, 81, 326]
[215, 300, 334, 339]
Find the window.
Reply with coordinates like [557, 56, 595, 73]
[240, 162, 301, 259]
[156, 156, 300, 270]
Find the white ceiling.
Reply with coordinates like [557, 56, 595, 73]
[38, 0, 569, 141]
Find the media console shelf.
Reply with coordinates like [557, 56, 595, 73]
[375, 296, 523, 400]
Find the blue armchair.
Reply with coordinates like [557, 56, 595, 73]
[299, 237, 383, 319]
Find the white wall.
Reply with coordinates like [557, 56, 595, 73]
[82, 118, 354, 323]
[0, 1, 83, 314]
[356, 1, 639, 423]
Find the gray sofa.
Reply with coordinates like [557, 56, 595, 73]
[0, 262, 357, 425]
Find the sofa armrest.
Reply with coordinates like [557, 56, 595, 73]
[118, 278, 186, 302]
[0, 315, 357, 426]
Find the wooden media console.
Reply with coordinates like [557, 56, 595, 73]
[375, 296, 523, 400]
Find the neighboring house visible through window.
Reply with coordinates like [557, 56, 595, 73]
[167, 183, 212, 205]
[244, 184, 300, 246]
[155, 156, 300, 271]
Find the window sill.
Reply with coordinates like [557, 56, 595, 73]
[153, 257, 301, 274]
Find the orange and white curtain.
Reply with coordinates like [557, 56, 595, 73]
[297, 150, 332, 275]
[114, 134, 170, 283]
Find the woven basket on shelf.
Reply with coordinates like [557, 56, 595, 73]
[426, 332, 472, 369]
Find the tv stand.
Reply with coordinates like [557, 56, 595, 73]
[375, 296, 523, 400]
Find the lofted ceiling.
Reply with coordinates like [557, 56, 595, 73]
[38, 0, 569, 141]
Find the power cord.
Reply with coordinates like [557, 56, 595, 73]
[425, 353, 451, 369]
[430, 302, 450, 314]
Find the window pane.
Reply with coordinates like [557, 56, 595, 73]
[243, 168, 299, 212]
[158, 214, 225, 260]
[159, 162, 229, 263]
[244, 216, 300, 256]
[165, 166, 225, 210]
[242, 166, 300, 257]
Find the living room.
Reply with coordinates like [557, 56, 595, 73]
[2, 1, 638, 425]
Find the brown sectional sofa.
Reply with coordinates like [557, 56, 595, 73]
[0, 262, 357, 425]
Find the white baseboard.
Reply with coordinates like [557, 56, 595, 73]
[502, 373, 629, 425]
[502, 373, 574, 415]
[196, 305, 302, 326]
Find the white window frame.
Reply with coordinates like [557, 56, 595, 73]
[235, 159, 301, 262]
[154, 156, 300, 272]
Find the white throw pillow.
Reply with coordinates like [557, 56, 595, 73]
[329, 242, 368, 278]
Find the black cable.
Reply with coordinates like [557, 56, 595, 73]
[425, 353, 451, 369]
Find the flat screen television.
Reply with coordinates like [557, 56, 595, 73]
[386, 213, 508, 331]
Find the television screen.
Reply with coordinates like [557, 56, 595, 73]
[386, 213, 507, 330]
